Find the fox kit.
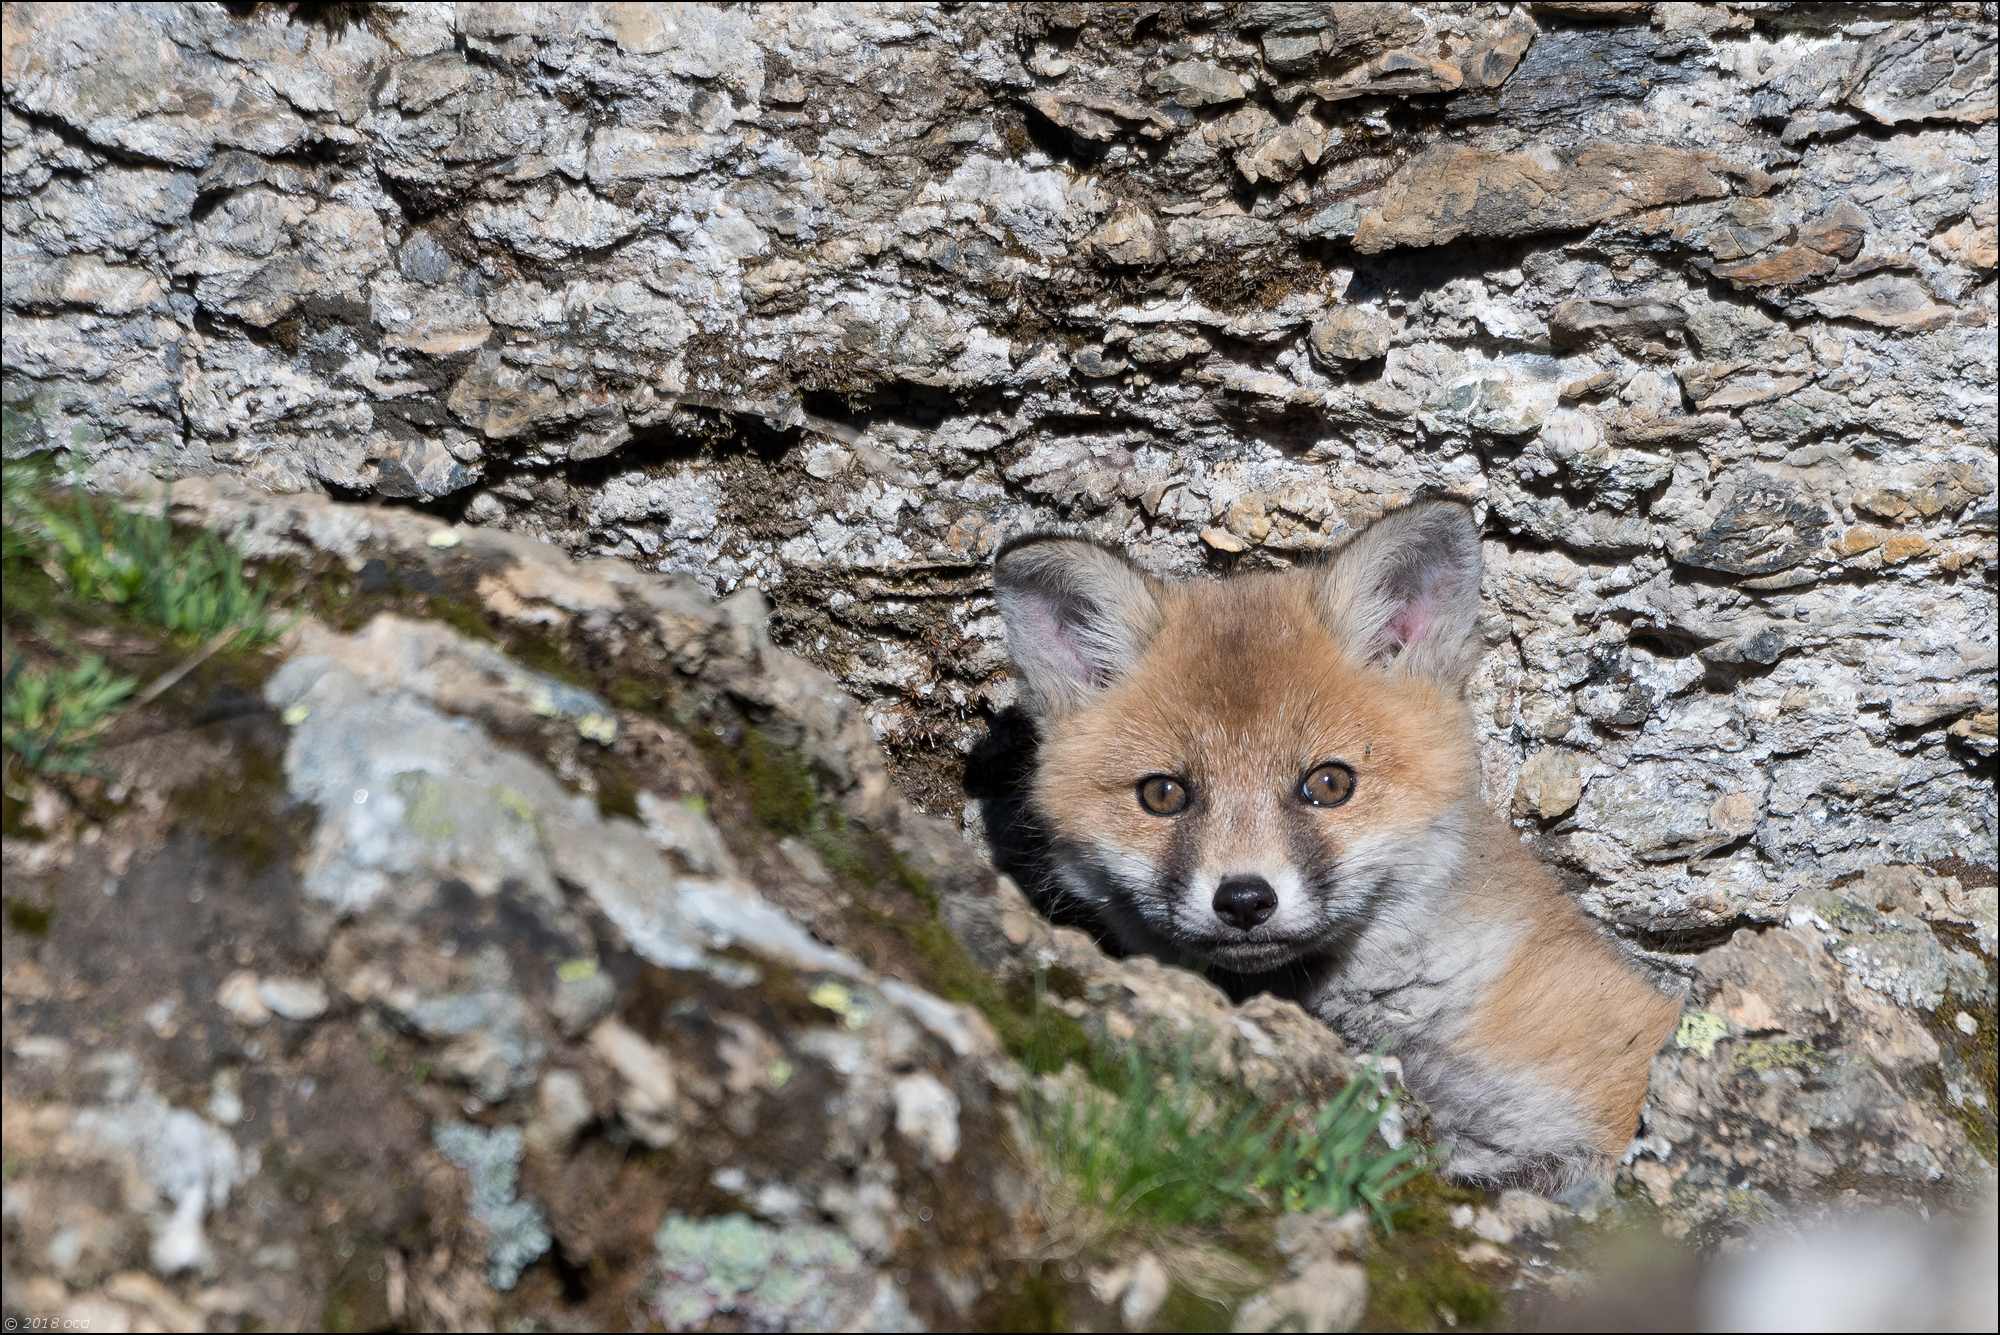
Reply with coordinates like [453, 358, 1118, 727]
[992, 500, 1682, 1194]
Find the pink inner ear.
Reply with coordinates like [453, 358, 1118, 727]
[1026, 599, 1097, 684]
[1386, 594, 1434, 649]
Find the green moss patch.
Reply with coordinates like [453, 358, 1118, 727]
[4, 897, 54, 936]
[1361, 1175, 1503, 1331]
[894, 908, 1095, 1077]
[273, 547, 703, 830]
[697, 721, 1097, 1077]
[680, 722, 1135, 1333]
[1150, 1281, 1239, 1333]
[1365, 1253, 1501, 1332]
[158, 673, 314, 869]
[0, 786, 37, 840]
[295, 557, 596, 694]
[981, 1265, 1069, 1333]
[737, 727, 820, 837]
[1921, 983, 1999, 1166]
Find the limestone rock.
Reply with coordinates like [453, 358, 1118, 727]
[1147, 60, 1248, 108]
[1670, 472, 1831, 578]
[1252, 3, 1424, 74]
[0, 478, 1376, 1329]
[1448, 23, 1704, 126]
[1350, 143, 1762, 253]
[1548, 297, 1688, 353]
[1841, 22, 1999, 127]
[1088, 205, 1164, 267]
[1310, 307, 1396, 362]
[1514, 749, 1585, 821]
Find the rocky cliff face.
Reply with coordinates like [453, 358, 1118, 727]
[4, 0, 1995, 937]
[2, 1, 1997, 1329]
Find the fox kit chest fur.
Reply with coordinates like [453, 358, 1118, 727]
[993, 501, 1681, 1194]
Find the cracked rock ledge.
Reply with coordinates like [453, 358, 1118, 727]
[1, 478, 1993, 1331]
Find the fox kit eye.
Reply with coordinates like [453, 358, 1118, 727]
[1136, 775, 1190, 816]
[1299, 763, 1356, 808]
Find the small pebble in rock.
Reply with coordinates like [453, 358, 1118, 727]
[217, 972, 272, 1026]
[1121, 1253, 1170, 1328]
[257, 977, 330, 1022]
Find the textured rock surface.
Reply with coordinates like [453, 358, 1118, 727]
[2, 478, 1993, 1329]
[1639, 863, 1997, 1235]
[3, 478, 1378, 1330]
[4, 1, 1994, 944]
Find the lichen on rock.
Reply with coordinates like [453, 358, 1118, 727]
[432, 1122, 551, 1292]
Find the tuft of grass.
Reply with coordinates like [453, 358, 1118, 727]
[1, 654, 137, 774]
[704, 722, 1430, 1227]
[6, 464, 278, 648]
[1030, 1046, 1428, 1232]
[2, 458, 282, 781]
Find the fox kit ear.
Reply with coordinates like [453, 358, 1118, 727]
[1318, 500, 1485, 685]
[993, 536, 1163, 717]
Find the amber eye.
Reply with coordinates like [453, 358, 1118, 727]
[1136, 775, 1191, 816]
[1299, 762, 1356, 808]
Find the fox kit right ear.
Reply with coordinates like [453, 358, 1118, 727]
[993, 535, 1163, 717]
[1318, 500, 1485, 686]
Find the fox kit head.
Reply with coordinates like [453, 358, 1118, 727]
[993, 501, 1486, 976]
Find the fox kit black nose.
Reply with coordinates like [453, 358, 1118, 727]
[1213, 876, 1277, 931]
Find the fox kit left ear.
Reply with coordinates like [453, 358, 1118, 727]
[1317, 500, 1485, 685]
[992, 535, 1163, 718]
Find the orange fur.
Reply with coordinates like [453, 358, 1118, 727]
[1458, 827, 1684, 1153]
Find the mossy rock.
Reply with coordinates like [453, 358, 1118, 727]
[1362, 1176, 1505, 1332]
